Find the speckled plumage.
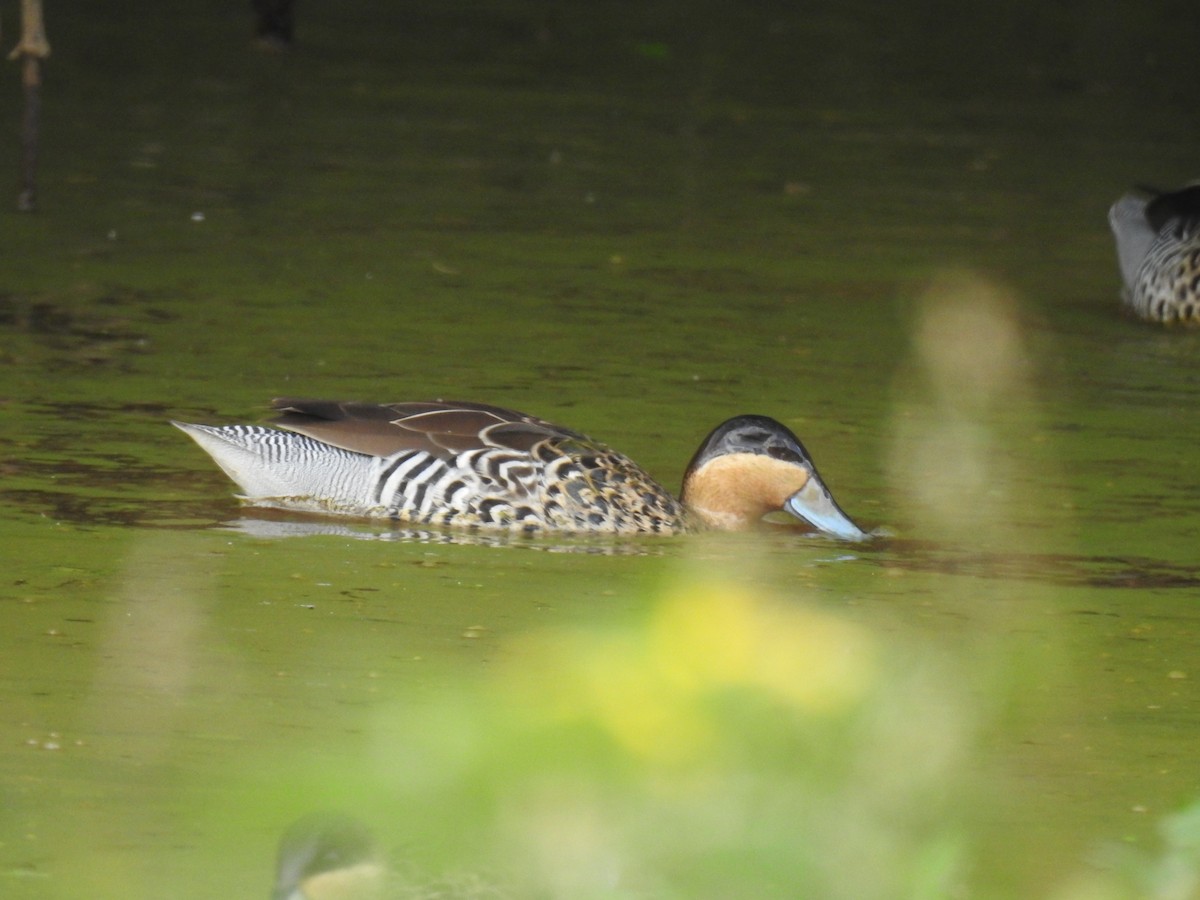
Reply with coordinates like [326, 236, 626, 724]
[1109, 184, 1200, 325]
[174, 398, 867, 540]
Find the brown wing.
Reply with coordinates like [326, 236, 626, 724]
[269, 398, 587, 460]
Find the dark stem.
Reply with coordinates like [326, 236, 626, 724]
[17, 55, 41, 212]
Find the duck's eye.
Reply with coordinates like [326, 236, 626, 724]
[766, 445, 799, 462]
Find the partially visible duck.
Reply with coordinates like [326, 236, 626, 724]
[272, 814, 382, 900]
[174, 398, 867, 540]
[1108, 184, 1200, 324]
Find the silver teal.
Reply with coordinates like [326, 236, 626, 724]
[175, 398, 867, 540]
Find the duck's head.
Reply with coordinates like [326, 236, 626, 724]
[272, 814, 383, 900]
[681, 415, 868, 540]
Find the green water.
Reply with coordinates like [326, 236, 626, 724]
[2, 2, 1199, 898]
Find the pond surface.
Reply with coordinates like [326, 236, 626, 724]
[2, 2, 1199, 898]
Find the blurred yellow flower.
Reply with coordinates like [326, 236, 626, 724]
[500, 579, 876, 765]
[652, 582, 876, 713]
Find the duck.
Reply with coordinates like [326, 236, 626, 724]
[272, 813, 382, 900]
[1108, 184, 1200, 324]
[174, 398, 868, 540]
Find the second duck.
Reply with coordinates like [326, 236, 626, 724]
[1108, 183, 1200, 324]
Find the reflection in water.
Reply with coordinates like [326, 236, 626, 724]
[221, 514, 673, 556]
[221, 513, 881, 560]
